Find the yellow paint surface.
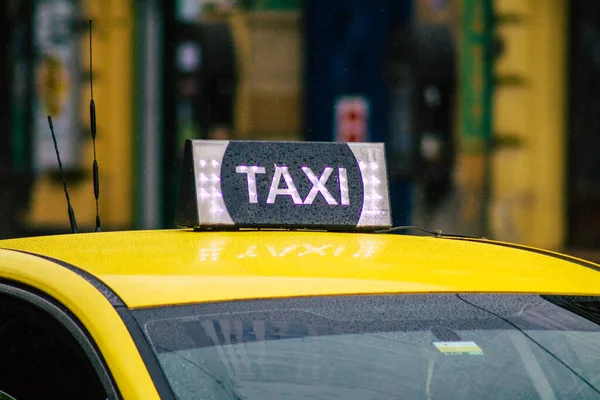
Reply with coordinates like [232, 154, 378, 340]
[1, 230, 599, 310]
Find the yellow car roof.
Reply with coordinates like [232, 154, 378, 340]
[1, 229, 599, 309]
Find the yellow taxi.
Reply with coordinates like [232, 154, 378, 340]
[0, 140, 599, 400]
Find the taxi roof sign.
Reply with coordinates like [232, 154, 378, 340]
[176, 140, 392, 230]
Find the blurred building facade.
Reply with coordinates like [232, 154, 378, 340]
[485, 0, 567, 251]
[2, 0, 135, 237]
[1, 0, 598, 257]
[408, 0, 599, 257]
[485, 0, 598, 255]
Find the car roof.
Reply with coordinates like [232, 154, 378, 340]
[1, 229, 599, 309]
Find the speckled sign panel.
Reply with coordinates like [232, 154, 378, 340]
[176, 140, 392, 230]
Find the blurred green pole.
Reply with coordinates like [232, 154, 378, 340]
[459, 0, 494, 237]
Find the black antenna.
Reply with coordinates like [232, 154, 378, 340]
[47, 116, 78, 233]
[89, 20, 102, 232]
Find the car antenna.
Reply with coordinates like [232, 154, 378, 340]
[47, 116, 78, 233]
[89, 20, 102, 232]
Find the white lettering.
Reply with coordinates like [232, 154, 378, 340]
[236, 165, 266, 203]
[338, 168, 349, 205]
[267, 166, 303, 204]
[302, 167, 337, 205]
[237, 165, 351, 206]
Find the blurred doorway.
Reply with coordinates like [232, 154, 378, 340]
[567, 0, 600, 250]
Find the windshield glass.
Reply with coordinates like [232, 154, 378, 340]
[133, 294, 600, 399]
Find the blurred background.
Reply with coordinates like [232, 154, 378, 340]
[0, 0, 598, 261]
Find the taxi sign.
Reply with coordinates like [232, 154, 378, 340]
[176, 140, 391, 230]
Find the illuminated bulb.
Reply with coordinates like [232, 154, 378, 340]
[211, 174, 220, 182]
[210, 201, 223, 212]
[370, 162, 378, 170]
[211, 159, 219, 168]
[359, 161, 367, 170]
[200, 188, 211, 199]
[200, 159, 207, 168]
[200, 173, 209, 183]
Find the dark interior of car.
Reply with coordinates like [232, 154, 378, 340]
[0, 292, 108, 400]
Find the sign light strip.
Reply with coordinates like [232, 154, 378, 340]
[348, 143, 391, 228]
[192, 140, 234, 226]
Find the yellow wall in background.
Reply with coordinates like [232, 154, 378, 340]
[491, 0, 566, 249]
[26, 0, 134, 231]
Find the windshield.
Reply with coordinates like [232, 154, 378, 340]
[132, 294, 600, 399]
